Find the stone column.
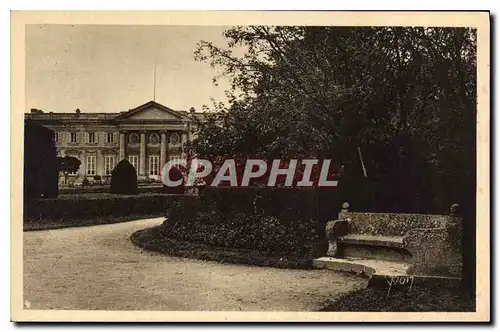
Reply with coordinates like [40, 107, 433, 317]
[160, 132, 167, 170]
[79, 150, 87, 177]
[97, 150, 104, 176]
[119, 132, 126, 161]
[139, 131, 146, 177]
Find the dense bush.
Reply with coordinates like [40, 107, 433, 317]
[110, 159, 138, 195]
[161, 187, 330, 257]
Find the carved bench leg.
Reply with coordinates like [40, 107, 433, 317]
[327, 238, 338, 257]
[325, 217, 349, 257]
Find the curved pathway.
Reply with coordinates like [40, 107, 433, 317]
[24, 218, 367, 311]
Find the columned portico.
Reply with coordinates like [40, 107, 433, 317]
[27, 101, 204, 186]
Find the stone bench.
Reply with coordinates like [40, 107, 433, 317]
[323, 202, 463, 278]
[338, 234, 405, 248]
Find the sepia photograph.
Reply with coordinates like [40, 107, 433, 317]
[10, 11, 490, 322]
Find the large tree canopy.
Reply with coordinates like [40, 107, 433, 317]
[189, 26, 476, 214]
[188, 26, 477, 293]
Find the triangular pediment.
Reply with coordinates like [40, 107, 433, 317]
[115, 101, 186, 121]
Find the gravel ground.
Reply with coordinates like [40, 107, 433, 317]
[24, 217, 367, 311]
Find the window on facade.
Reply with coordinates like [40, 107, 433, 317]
[104, 155, 116, 175]
[128, 155, 139, 173]
[149, 155, 159, 176]
[54, 132, 60, 143]
[86, 155, 96, 176]
[70, 132, 78, 143]
[86, 132, 96, 144]
[169, 155, 184, 170]
[107, 132, 115, 144]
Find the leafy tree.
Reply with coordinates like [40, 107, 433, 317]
[57, 156, 81, 185]
[190, 26, 477, 292]
[190, 26, 476, 212]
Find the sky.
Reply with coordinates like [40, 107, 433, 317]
[25, 25, 232, 113]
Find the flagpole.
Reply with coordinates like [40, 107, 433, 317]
[153, 56, 157, 102]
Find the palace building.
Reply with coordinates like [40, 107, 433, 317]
[24, 101, 205, 184]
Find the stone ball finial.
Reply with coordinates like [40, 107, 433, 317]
[342, 202, 350, 210]
[450, 203, 460, 215]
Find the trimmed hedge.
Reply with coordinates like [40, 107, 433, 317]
[58, 185, 165, 195]
[24, 193, 196, 221]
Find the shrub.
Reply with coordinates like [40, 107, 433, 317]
[199, 187, 340, 222]
[161, 195, 325, 257]
[110, 159, 138, 195]
[82, 177, 90, 186]
[24, 120, 59, 199]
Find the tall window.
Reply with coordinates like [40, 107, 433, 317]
[86, 132, 96, 144]
[54, 132, 60, 143]
[104, 155, 116, 175]
[149, 155, 159, 176]
[70, 132, 78, 143]
[107, 132, 115, 144]
[128, 155, 139, 173]
[86, 155, 96, 176]
[169, 155, 184, 169]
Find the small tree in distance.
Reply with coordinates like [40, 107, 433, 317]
[110, 159, 138, 195]
[57, 156, 81, 185]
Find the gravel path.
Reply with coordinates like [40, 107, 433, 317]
[24, 218, 367, 311]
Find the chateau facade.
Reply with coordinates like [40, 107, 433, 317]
[24, 101, 205, 184]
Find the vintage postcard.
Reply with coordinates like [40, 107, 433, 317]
[11, 11, 490, 322]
